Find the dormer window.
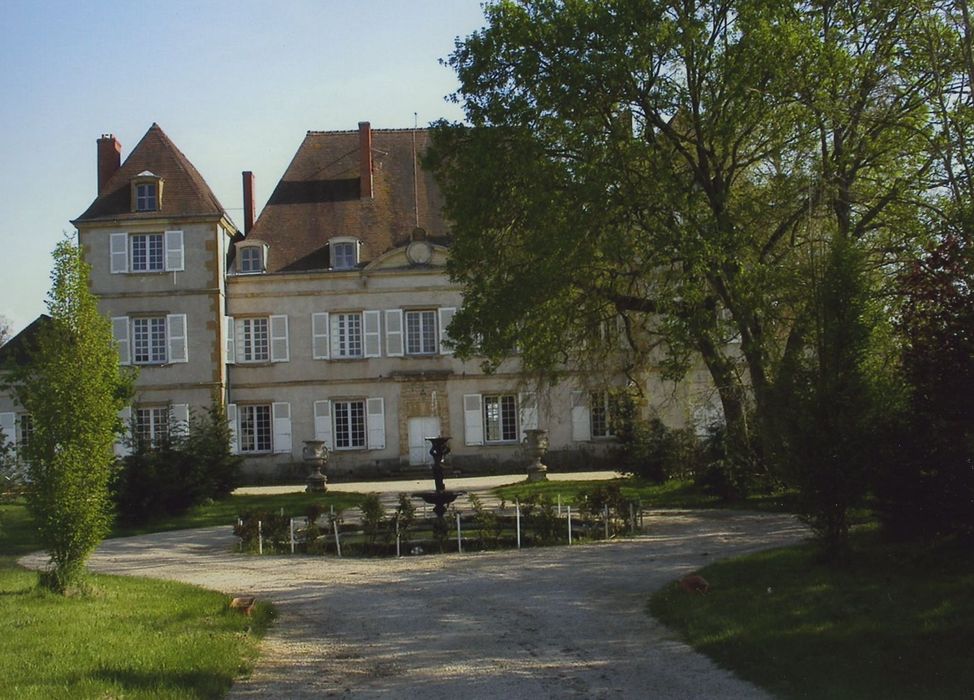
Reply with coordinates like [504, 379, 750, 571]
[131, 171, 163, 212]
[240, 246, 263, 274]
[136, 183, 157, 211]
[329, 237, 360, 270]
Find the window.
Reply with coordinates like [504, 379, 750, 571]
[329, 238, 359, 270]
[239, 405, 272, 452]
[135, 407, 169, 446]
[239, 246, 263, 274]
[131, 233, 164, 272]
[333, 400, 366, 449]
[483, 394, 518, 442]
[111, 231, 183, 274]
[331, 313, 362, 358]
[405, 310, 438, 355]
[590, 392, 615, 438]
[136, 182, 157, 211]
[132, 317, 167, 364]
[17, 414, 32, 452]
[240, 318, 269, 362]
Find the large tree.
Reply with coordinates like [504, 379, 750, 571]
[14, 239, 130, 593]
[429, 0, 935, 481]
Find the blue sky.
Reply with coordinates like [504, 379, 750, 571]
[0, 0, 486, 335]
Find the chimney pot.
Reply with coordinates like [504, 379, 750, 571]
[242, 171, 256, 235]
[97, 134, 122, 194]
[358, 121, 373, 200]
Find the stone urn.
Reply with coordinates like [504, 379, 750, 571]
[303, 439, 329, 493]
[523, 429, 549, 482]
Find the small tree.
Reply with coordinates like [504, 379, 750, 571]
[14, 239, 131, 593]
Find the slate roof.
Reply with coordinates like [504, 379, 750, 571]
[73, 123, 229, 224]
[248, 128, 450, 273]
[0, 315, 50, 369]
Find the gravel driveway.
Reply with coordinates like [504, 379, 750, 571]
[22, 509, 806, 699]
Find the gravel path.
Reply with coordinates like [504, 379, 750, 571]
[21, 508, 807, 699]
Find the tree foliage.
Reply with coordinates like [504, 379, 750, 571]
[113, 399, 240, 526]
[428, 0, 935, 487]
[14, 239, 131, 593]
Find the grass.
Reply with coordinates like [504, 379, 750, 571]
[494, 476, 798, 512]
[113, 490, 365, 536]
[649, 528, 974, 699]
[0, 499, 273, 699]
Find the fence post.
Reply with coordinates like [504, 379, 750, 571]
[603, 504, 609, 540]
[333, 519, 342, 558]
[237, 517, 243, 552]
[290, 518, 295, 554]
[516, 498, 522, 550]
[629, 502, 635, 534]
[258, 520, 263, 555]
[567, 505, 573, 545]
[557, 493, 562, 516]
[456, 511, 463, 554]
[396, 515, 401, 558]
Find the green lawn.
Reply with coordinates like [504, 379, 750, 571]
[649, 528, 974, 699]
[494, 477, 798, 512]
[0, 500, 273, 699]
[113, 490, 365, 536]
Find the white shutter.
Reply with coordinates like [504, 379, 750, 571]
[270, 315, 289, 362]
[0, 413, 15, 458]
[571, 391, 591, 442]
[164, 230, 184, 271]
[363, 310, 381, 358]
[463, 393, 484, 446]
[312, 312, 330, 359]
[367, 397, 385, 449]
[110, 233, 128, 273]
[225, 316, 235, 364]
[167, 314, 188, 363]
[272, 402, 292, 454]
[227, 403, 239, 454]
[385, 309, 404, 357]
[519, 392, 538, 440]
[115, 406, 132, 457]
[439, 307, 457, 354]
[111, 317, 130, 365]
[313, 400, 334, 450]
[171, 403, 190, 438]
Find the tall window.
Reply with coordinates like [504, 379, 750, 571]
[17, 414, 32, 452]
[331, 241, 358, 270]
[131, 233, 164, 272]
[240, 318, 269, 362]
[590, 392, 615, 438]
[135, 407, 169, 446]
[132, 317, 167, 364]
[333, 400, 366, 449]
[239, 246, 263, 273]
[484, 394, 518, 442]
[332, 313, 363, 358]
[405, 310, 437, 355]
[136, 182, 157, 211]
[239, 405, 272, 452]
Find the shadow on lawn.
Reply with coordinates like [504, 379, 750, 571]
[91, 667, 233, 697]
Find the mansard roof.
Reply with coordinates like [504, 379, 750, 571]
[73, 123, 228, 224]
[247, 127, 450, 273]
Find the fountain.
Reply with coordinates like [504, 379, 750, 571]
[413, 436, 464, 546]
[303, 440, 329, 493]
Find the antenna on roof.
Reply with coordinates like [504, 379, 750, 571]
[412, 112, 420, 228]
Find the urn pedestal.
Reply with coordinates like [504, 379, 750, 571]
[303, 440, 329, 493]
[523, 429, 549, 482]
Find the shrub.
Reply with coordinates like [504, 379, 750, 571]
[618, 417, 701, 482]
[469, 493, 502, 548]
[113, 399, 241, 526]
[360, 493, 385, 553]
[519, 493, 560, 544]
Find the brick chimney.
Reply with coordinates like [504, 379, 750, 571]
[358, 121, 373, 200]
[242, 171, 256, 235]
[97, 134, 122, 194]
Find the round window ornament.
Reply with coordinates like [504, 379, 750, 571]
[406, 239, 433, 265]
